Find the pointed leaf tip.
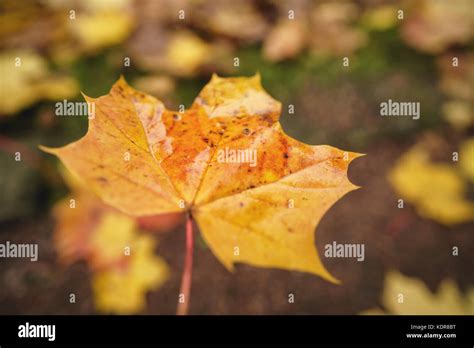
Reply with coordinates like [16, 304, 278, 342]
[38, 144, 57, 155]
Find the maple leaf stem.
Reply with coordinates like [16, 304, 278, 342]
[177, 212, 194, 315]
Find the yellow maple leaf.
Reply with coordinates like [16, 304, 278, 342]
[164, 31, 211, 76]
[42, 74, 361, 283]
[0, 50, 78, 114]
[90, 212, 137, 267]
[388, 145, 474, 225]
[54, 196, 170, 313]
[92, 233, 169, 314]
[69, 10, 133, 51]
[362, 271, 474, 315]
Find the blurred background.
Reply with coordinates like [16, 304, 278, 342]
[0, 0, 473, 314]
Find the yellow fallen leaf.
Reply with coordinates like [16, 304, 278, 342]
[361, 5, 398, 31]
[69, 10, 133, 50]
[43, 74, 362, 283]
[90, 212, 136, 266]
[196, 1, 268, 42]
[92, 233, 169, 314]
[54, 192, 170, 313]
[388, 145, 474, 225]
[165, 31, 210, 76]
[366, 271, 474, 315]
[53, 189, 110, 267]
[437, 53, 474, 101]
[53, 166, 169, 313]
[0, 50, 78, 114]
[53, 165, 179, 268]
[43, 0, 131, 11]
[459, 138, 474, 182]
[401, 0, 472, 54]
[442, 101, 473, 131]
[263, 20, 307, 62]
[80, 0, 131, 12]
[132, 75, 175, 99]
[310, 2, 367, 56]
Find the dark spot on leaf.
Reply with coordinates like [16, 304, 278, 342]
[97, 177, 108, 184]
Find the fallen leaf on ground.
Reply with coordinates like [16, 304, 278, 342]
[0, 50, 78, 115]
[163, 31, 211, 76]
[68, 10, 133, 51]
[442, 101, 473, 131]
[401, 0, 472, 54]
[53, 167, 169, 313]
[131, 75, 175, 99]
[193, 0, 268, 42]
[459, 138, 474, 183]
[310, 2, 367, 56]
[388, 144, 474, 225]
[127, 27, 232, 76]
[43, 74, 361, 282]
[92, 232, 169, 314]
[361, 271, 474, 315]
[437, 53, 474, 101]
[53, 166, 179, 268]
[263, 20, 307, 62]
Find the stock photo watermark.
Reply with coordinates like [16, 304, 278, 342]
[0, 241, 38, 262]
[217, 147, 257, 167]
[55, 99, 95, 119]
[380, 99, 420, 120]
